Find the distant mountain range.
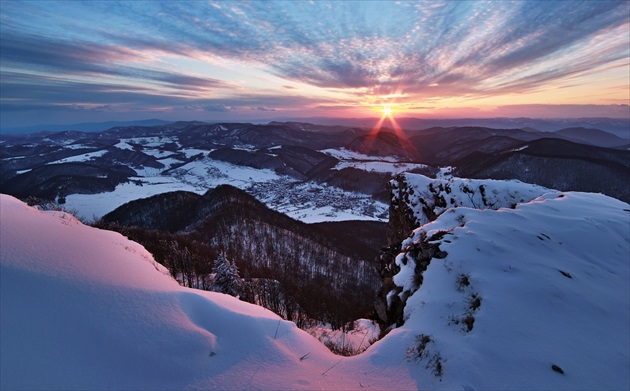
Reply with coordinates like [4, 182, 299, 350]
[271, 116, 630, 138]
[1, 121, 628, 213]
[1, 119, 172, 135]
[3, 116, 629, 139]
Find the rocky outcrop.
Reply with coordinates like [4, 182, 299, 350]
[378, 173, 553, 330]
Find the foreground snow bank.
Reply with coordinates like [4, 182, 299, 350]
[1, 191, 629, 390]
[0, 194, 407, 390]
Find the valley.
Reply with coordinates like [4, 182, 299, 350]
[2, 120, 628, 223]
[1, 119, 629, 361]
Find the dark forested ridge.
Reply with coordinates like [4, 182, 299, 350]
[455, 138, 630, 203]
[98, 185, 386, 329]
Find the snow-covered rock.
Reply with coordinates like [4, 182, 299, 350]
[388, 173, 552, 244]
[387, 190, 630, 389]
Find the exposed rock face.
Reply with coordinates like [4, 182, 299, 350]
[388, 173, 551, 244]
[378, 173, 553, 329]
[386, 175, 422, 246]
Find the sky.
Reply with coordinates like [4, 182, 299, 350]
[1, 0, 629, 129]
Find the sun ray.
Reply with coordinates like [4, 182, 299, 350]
[364, 104, 413, 156]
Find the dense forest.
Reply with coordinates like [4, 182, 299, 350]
[96, 185, 385, 330]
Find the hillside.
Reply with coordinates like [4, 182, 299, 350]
[2, 122, 628, 223]
[379, 175, 630, 389]
[2, 185, 628, 389]
[553, 127, 628, 147]
[0, 194, 365, 390]
[99, 185, 383, 327]
[456, 138, 630, 202]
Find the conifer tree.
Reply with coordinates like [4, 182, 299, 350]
[212, 252, 241, 297]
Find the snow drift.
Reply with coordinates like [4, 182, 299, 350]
[0, 195, 371, 390]
[1, 188, 629, 390]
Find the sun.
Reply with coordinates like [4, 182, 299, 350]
[382, 106, 392, 116]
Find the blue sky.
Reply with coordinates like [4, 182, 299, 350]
[1, 0, 629, 128]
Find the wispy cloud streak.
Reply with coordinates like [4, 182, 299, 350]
[1, 0, 628, 125]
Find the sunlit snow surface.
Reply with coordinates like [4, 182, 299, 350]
[390, 190, 630, 390]
[0, 195, 408, 390]
[2, 188, 628, 390]
[323, 147, 428, 175]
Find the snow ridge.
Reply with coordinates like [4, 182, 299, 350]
[388, 187, 630, 389]
[390, 172, 552, 228]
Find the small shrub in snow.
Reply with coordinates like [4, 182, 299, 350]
[551, 364, 565, 374]
[558, 269, 572, 279]
[406, 334, 433, 361]
[406, 334, 445, 379]
[462, 315, 475, 332]
[456, 273, 471, 291]
[451, 276, 482, 332]
[468, 293, 482, 311]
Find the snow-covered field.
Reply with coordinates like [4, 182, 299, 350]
[2, 186, 628, 390]
[46, 149, 108, 165]
[248, 179, 388, 223]
[321, 147, 400, 162]
[63, 177, 203, 221]
[59, 143, 391, 223]
[322, 147, 428, 174]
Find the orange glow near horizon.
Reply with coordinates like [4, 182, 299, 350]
[360, 104, 410, 154]
[376, 105, 406, 137]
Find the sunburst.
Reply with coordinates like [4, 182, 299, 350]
[361, 104, 409, 154]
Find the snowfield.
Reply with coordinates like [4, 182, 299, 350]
[61, 153, 389, 224]
[1, 189, 629, 390]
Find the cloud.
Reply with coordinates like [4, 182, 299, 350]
[203, 104, 233, 112]
[253, 107, 276, 111]
[407, 106, 435, 110]
[0, 30, 231, 94]
[0, 0, 628, 127]
[315, 105, 357, 111]
[488, 104, 630, 119]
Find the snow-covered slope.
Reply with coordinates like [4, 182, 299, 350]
[388, 190, 630, 390]
[0, 194, 394, 390]
[2, 191, 629, 390]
